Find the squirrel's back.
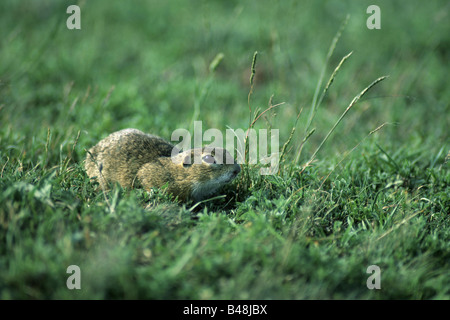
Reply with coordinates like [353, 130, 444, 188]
[85, 128, 179, 189]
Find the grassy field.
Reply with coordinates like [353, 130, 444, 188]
[0, 0, 448, 300]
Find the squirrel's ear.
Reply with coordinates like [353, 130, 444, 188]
[172, 150, 196, 166]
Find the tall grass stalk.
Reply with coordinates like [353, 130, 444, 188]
[190, 53, 224, 129]
[294, 50, 353, 166]
[304, 14, 350, 134]
[300, 75, 389, 173]
[295, 15, 350, 165]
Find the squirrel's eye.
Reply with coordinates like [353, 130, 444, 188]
[202, 155, 216, 164]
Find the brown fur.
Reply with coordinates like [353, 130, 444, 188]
[85, 128, 240, 202]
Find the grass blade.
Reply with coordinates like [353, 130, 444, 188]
[304, 14, 350, 134]
[305, 75, 389, 168]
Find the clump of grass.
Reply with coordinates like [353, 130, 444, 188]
[301, 75, 389, 174]
[236, 51, 286, 196]
[241, 15, 389, 195]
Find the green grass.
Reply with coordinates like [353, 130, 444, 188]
[0, 0, 449, 299]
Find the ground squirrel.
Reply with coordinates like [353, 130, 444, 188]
[85, 128, 241, 202]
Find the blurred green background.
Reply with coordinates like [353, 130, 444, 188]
[1, 0, 448, 160]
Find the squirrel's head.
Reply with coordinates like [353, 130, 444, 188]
[170, 147, 241, 201]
